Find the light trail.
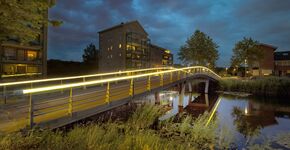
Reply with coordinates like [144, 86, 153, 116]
[0, 67, 173, 86]
[23, 66, 220, 94]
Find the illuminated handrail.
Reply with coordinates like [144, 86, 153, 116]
[0, 67, 173, 87]
[22, 66, 221, 94]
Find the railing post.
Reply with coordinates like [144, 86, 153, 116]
[147, 76, 151, 91]
[129, 79, 134, 96]
[160, 74, 164, 86]
[60, 80, 64, 93]
[115, 74, 118, 84]
[105, 82, 110, 103]
[28, 93, 34, 128]
[83, 77, 86, 89]
[178, 71, 181, 80]
[170, 72, 173, 83]
[101, 76, 104, 86]
[3, 86, 7, 104]
[68, 88, 73, 116]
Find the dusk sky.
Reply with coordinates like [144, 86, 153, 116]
[48, 0, 290, 67]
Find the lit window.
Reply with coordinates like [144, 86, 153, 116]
[110, 46, 113, 50]
[119, 53, 122, 56]
[119, 44, 122, 48]
[27, 51, 37, 61]
[111, 54, 113, 58]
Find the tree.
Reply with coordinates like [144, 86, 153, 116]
[82, 43, 99, 66]
[230, 37, 262, 68]
[178, 30, 219, 68]
[0, 0, 61, 44]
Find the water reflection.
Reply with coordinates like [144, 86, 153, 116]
[144, 91, 290, 148]
[157, 91, 219, 120]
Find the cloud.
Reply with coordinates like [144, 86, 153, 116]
[48, 0, 290, 66]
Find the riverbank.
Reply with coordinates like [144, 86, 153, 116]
[218, 77, 290, 98]
[0, 105, 233, 150]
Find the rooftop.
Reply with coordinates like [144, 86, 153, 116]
[98, 20, 148, 35]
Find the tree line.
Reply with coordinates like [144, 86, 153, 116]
[178, 30, 263, 70]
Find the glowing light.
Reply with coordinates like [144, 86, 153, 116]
[0, 67, 172, 86]
[206, 97, 222, 126]
[165, 50, 171, 53]
[22, 66, 221, 94]
[245, 107, 248, 115]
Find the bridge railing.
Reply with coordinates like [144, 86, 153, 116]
[0, 67, 173, 105]
[0, 66, 220, 132]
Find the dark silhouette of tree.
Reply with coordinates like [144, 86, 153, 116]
[82, 43, 99, 66]
[178, 30, 219, 68]
[0, 0, 62, 44]
[230, 37, 262, 68]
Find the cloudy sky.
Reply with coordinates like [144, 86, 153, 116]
[48, 0, 290, 66]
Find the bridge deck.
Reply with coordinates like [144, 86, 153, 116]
[0, 66, 220, 133]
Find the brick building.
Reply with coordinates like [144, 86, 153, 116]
[251, 43, 277, 76]
[274, 51, 290, 76]
[98, 21, 173, 72]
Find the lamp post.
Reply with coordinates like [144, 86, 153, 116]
[225, 67, 228, 76]
[244, 59, 247, 77]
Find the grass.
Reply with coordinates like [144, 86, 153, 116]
[0, 105, 235, 150]
[219, 76, 290, 98]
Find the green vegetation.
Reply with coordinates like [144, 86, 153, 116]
[82, 43, 99, 67]
[230, 37, 262, 68]
[178, 30, 219, 68]
[219, 77, 290, 98]
[0, 105, 234, 150]
[0, 0, 61, 44]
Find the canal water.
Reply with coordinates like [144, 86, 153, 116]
[136, 91, 290, 149]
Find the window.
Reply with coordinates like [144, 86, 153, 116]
[119, 44, 122, 49]
[27, 51, 37, 61]
[4, 48, 16, 60]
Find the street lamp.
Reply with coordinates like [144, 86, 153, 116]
[244, 59, 247, 77]
[225, 67, 228, 75]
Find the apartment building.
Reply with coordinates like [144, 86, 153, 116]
[150, 44, 173, 67]
[0, 15, 48, 79]
[98, 20, 173, 72]
[274, 51, 290, 76]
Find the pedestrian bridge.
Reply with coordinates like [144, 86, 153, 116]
[0, 66, 221, 132]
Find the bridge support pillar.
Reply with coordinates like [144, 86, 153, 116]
[205, 80, 209, 94]
[178, 83, 185, 107]
[205, 94, 209, 107]
[188, 82, 192, 93]
[155, 92, 160, 105]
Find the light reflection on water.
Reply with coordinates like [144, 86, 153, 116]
[148, 91, 290, 148]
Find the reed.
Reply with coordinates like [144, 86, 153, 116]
[0, 105, 233, 150]
[219, 77, 290, 98]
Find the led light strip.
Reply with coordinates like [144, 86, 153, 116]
[23, 66, 221, 94]
[0, 67, 173, 86]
